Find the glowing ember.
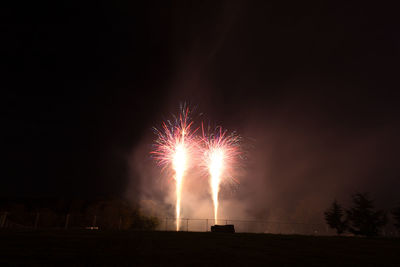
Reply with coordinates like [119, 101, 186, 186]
[152, 106, 196, 231]
[201, 125, 240, 224]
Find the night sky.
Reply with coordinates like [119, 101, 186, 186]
[3, 1, 400, 211]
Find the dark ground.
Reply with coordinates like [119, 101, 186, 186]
[0, 230, 399, 266]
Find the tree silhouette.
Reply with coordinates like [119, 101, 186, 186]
[392, 206, 400, 231]
[324, 200, 347, 235]
[346, 193, 387, 237]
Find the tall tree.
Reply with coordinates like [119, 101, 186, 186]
[324, 200, 347, 235]
[346, 193, 387, 237]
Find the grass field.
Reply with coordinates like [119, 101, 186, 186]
[1, 230, 399, 266]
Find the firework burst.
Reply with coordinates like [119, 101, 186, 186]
[200, 124, 241, 224]
[151, 106, 197, 231]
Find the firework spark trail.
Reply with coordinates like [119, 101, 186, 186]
[172, 140, 186, 231]
[152, 107, 196, 231]
[209, 147, 224, 224]
[201, 125, 240, 225]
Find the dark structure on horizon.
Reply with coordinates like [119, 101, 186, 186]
[211, 224, 235, 233]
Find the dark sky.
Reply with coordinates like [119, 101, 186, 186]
[3, 1, 400, 205]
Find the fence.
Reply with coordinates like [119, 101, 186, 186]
[162, 218, 336, 235]
[0, 211, 129, 230]
[1, 211, 398, 237]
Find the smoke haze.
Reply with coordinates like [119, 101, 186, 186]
[126, 1, 400, 224]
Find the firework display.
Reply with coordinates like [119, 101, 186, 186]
[152, 106, 241, 230]
[201, 125, 241, 224]
[152, 106, 197, 231]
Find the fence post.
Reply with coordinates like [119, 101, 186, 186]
[34, 212, 40, 229]
[65, 214, 70, 229]
[0, 212, 8, 228]
[92, 215, 97, 227]
[186, 219, 189, 232]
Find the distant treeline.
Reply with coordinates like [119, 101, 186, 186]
[0, 197, 159, 230]
[325, 193, 400, 237]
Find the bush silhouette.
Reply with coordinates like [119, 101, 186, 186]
[392, 206, 400, 231]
